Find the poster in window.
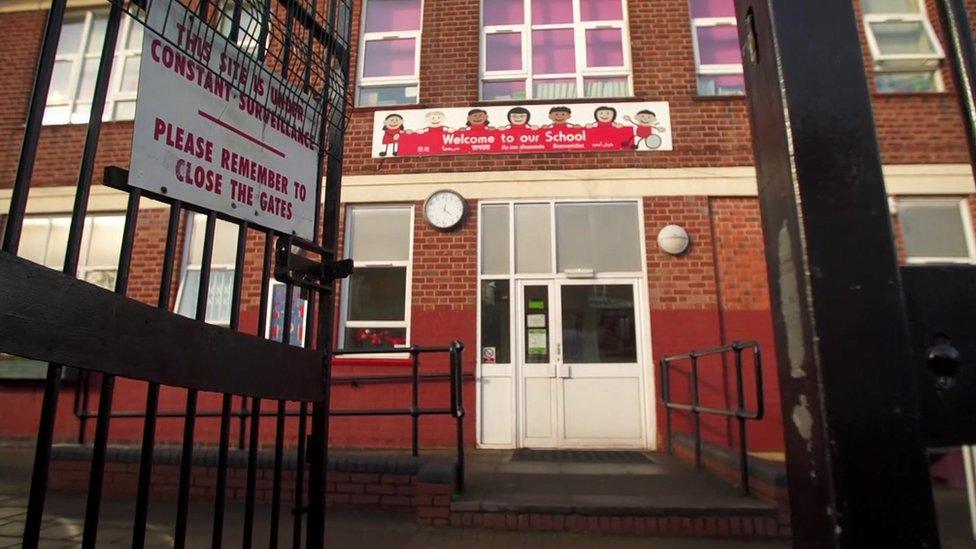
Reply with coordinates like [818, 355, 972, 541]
[269, 285, 305, 346]
[527, 329, 548, 356]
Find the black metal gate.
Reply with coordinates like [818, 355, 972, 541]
[0, 0, 352, 547]
[735, 0, 976, 546]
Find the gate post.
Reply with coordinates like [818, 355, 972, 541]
[733, 1, 939, 546]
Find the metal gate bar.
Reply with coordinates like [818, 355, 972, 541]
[2, 1, 354, 548]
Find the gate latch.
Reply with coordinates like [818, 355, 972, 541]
[274, 236, 353, 291]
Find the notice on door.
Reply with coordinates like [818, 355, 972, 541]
[527, 329, 548, 356]
[129, 0, 320, 240]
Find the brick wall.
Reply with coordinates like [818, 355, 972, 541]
[340, 0, 972, 176]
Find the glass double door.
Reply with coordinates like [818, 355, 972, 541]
[517, 280, 647, 448]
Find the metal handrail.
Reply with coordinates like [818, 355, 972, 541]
[331, 341, 467, 491]
[73, 341, 468, 492]
[660, 340, 764, 496]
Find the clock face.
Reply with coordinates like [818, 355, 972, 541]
[424, 190, 466, 230]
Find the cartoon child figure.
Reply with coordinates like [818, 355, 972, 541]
[464, 108, 492, 131]
[419, 110, 450, 134]
[623, 110, 667, 150]
[501, 106, 537, 135]
[545, 106, 576, 128]
[587, 106, 624, 129]
[379, 114, 406, 157]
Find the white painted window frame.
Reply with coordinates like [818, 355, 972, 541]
[338, 204, 415, 352]
[899, 197, 976, 265]
[355, 0, 424, 106]
[216, 0, 268, 54]
[19, 214, 125, 288]
[862, 1, 945, 91]
[174, 213, 238, 327]
[479, 0, 633, 101]
[44, 8, 142, 125]
[689, 15, 743, 85]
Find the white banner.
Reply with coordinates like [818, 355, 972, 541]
[129, 0, 319, 240]
[370, 101, 672, 158]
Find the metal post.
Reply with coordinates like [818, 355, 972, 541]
[132, 200, 181, 549]
[733, 345, 750, 497]
[307, 0, 352, 545]
[19, 2, 69, 546]
[734, 0, 939, 544]
[690, 354, 702, 470]
[453, 341, 466, 492]
[936, 0, 976, 174]
[661, 359, 673, 454]
[81, 187, 139, 549]
[212, 221, 249, 549]
[411, 348, 420, 457]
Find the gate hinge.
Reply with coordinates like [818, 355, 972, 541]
[274, 236, 353, 291]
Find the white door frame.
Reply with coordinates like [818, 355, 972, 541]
[515, 277, 650, 449]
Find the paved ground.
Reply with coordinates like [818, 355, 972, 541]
[0, 444, 973, 547]
[0, 445, 788, 548]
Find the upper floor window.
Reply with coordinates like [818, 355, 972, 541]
[18, 214, 124, 290]
[176, 214, 240, 325]
[862, 0, 944, 93]
[341, 205, 413, 350]
[45, 9, 143, 125]
[356, 0, 423, 106]
[689, 0, 744, 96]
[898, 198, 975, 264]
[480, 0, 632, 101]
[216, 0, 268, 54]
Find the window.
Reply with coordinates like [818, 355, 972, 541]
[18, 214, 124, 289]
[477, 200, 644, 366]
[863, 0, 944, 93]
[176, 214, 240, 325]
[216, 0, 268, 54]
[341, 205, 413, 350]
[356, 0, 423, 106]
[45, 9, 143, 125]
[480, 0, 632, 101]
[898, 198, 976, 263]
[689, 0, 744, 96]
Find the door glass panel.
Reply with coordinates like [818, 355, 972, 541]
[514, 203, 552, 273]
[523, 285, 550, 363]
[555, 202, 641, 273]
[481, 280, 511, 364]
[561, 285, 637, 363]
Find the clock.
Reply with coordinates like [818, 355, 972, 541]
[423, 190, 467, 231]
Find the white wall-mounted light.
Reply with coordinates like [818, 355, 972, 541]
[657, 225, 690, 255]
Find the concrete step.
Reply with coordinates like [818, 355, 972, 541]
[448, 450, 787, 538]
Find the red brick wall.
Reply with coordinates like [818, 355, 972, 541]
[341, 0, 971, 176]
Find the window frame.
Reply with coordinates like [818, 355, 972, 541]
[479, 0, 634, 101]
[44, 8, 143, 125]
[862, 1, 945, 92]
[689, 15, 744, 90]
[899, 197, 976, 265]
[338, 204, 415, 352]
[17, 213, 125, 289]
[355, 0, 424, 107]
[174, 213, 239, 326]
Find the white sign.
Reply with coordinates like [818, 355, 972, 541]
[129, 0, 320, 240]
[370, 101, 672, 158]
